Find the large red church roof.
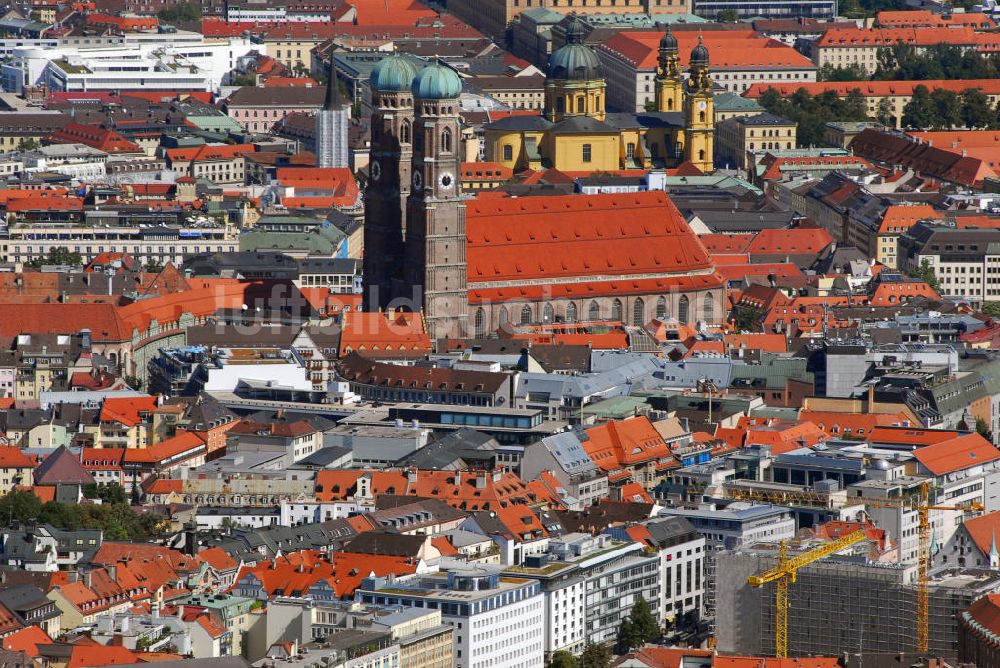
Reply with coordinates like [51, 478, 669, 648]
[465, 191, 715, 287]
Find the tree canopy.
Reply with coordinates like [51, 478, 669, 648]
[158, 1, 201, 22]
[758, 87, 869, 148]
[0, 489, 168, 541]
[25, 246, 83, 268]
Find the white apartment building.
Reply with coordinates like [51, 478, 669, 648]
[900, 224, 1000, 306]
[358, 570, 545, 668]
[4, 37, 255, 94]
[2, 216, 237, 266]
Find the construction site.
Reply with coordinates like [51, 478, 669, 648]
[714, 544, 1000, 661]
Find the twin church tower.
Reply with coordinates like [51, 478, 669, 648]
[362, 21, 716, 339]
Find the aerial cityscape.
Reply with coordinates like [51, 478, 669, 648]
[2, 0, 1000, 667]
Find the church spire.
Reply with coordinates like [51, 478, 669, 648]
[990, 530, 999, 569]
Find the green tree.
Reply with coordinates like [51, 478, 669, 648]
[717, 8, 739, 22]
[579, 643, 612, 668]
[930, 89, 962, 129]
[25, 246, 83, 268]
[17, 138, 39, 151]
[123, 375, 143, 391]
[901, 85, 939, 129]
[817, 63, 869, 82]
[644, 100, 657, 112]
[976, 417, 991, 440]
[961, 89, 996, 129]
[981, 302, 1000, 319]
[158, 1, 201, 22]
[628, 597, 661, 644]
[876, 98, 895, 127]
[548, 651, 578, 668]
[144, 259, 164, 273]
[908, 259, 941, 292]
[617, 617, 640, 651]
[0, 489, 42, 524]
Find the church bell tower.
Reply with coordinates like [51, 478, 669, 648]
[683, 35, 715, 174]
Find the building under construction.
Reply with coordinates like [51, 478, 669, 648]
[715, 544, 1000, 661]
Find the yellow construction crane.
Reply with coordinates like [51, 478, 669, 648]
[747, 529, 869, 659]
[735, 481, 983, 656]
[865, 482, 983, 654]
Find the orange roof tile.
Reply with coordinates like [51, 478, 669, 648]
[746, 79, 1000, 100]
[338, 311, 431, 356]
[912, 433, 1000, 475]
[199, 546, 239, 572]
[67, 645, 140, 668]
[3, 626, 51, 656]
[100, 396, 157, 427]
[584, 416, 675, 473]
[599, 30, 814, 71]
[619, 482, 654, 504]
[877, 204, 944, 235]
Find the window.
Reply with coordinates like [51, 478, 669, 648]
[611, 298, 622, 321]
[582, 143, 592, 163]
[577, 96, 585, 113]
[589, 300, 600, 321]
[626, 142, 635, 159]
[503, 144, 513, 161]
[474, 308, 486, 337]
[556, 97, 565, 113]
[679, 295, 690, 325]
[400, 120, 410, 144]
[656, 296, 667, 319]
[543, 303, 554, 322]
[441, 128, 452, 153]
[520, 304, 532, 324]
[566, 302, 577, 322]
[499, 306, 509, 328]
[703, 294, 715, 322]
[632, 297, 645, 326]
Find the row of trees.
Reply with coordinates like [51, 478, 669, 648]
[900, 86, 999, 131]
[758, 88, 868, 147]
[0, 487, 168, 541]
[876, 44, 1000, 82]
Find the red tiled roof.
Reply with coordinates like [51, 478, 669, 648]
[599, 29, 814, 70]
[122, 431, 207, 465]
[47, 122, 142, 154]
[466, 191, 715, 287]
[4, 626, 51, 656]
[584, 416, 675, 473]
[0, 446, 35, 469]
[746, 79, 1000, 99]
[100, 396, 157, 427]
[338, 311, 431, 356]
[199, 546, 239, 572]
[912, 433, 1000, 475]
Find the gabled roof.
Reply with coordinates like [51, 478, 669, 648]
[99, 396, 157, 428]
[583, 416, 675, 473]
[912, 433, 1000, 475]
[33, 446, 93, 486]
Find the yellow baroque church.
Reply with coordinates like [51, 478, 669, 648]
[484, 19, 715, 174]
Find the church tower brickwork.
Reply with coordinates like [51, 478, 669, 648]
[683, 35, 715, 174]
[362, 55, 417, 311]
[655, 25, 683, 114]
[404, 63, 468, 341]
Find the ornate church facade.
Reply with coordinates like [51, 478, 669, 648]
[483, 21, 716, 174]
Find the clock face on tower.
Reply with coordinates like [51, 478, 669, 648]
[439, 172, 454, 190]
[413, 171, 423, 191]
[371, 160, 381, 182]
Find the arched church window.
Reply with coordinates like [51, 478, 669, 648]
[656, 296, 667, 320]
[543, 304, 554, 322]
[475, 308, 486, 337]
[566, 302, 577, 322]
[400, 120, 410, 144]
[703, 294, 715, 323]
[441, 128, 452, 153]
[520, 305, 532, 324]
[679, 295, 690, 325]
[611, 299, 622, 322]
[588, 301, 600, 321]
[632, 298, 645, 326]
